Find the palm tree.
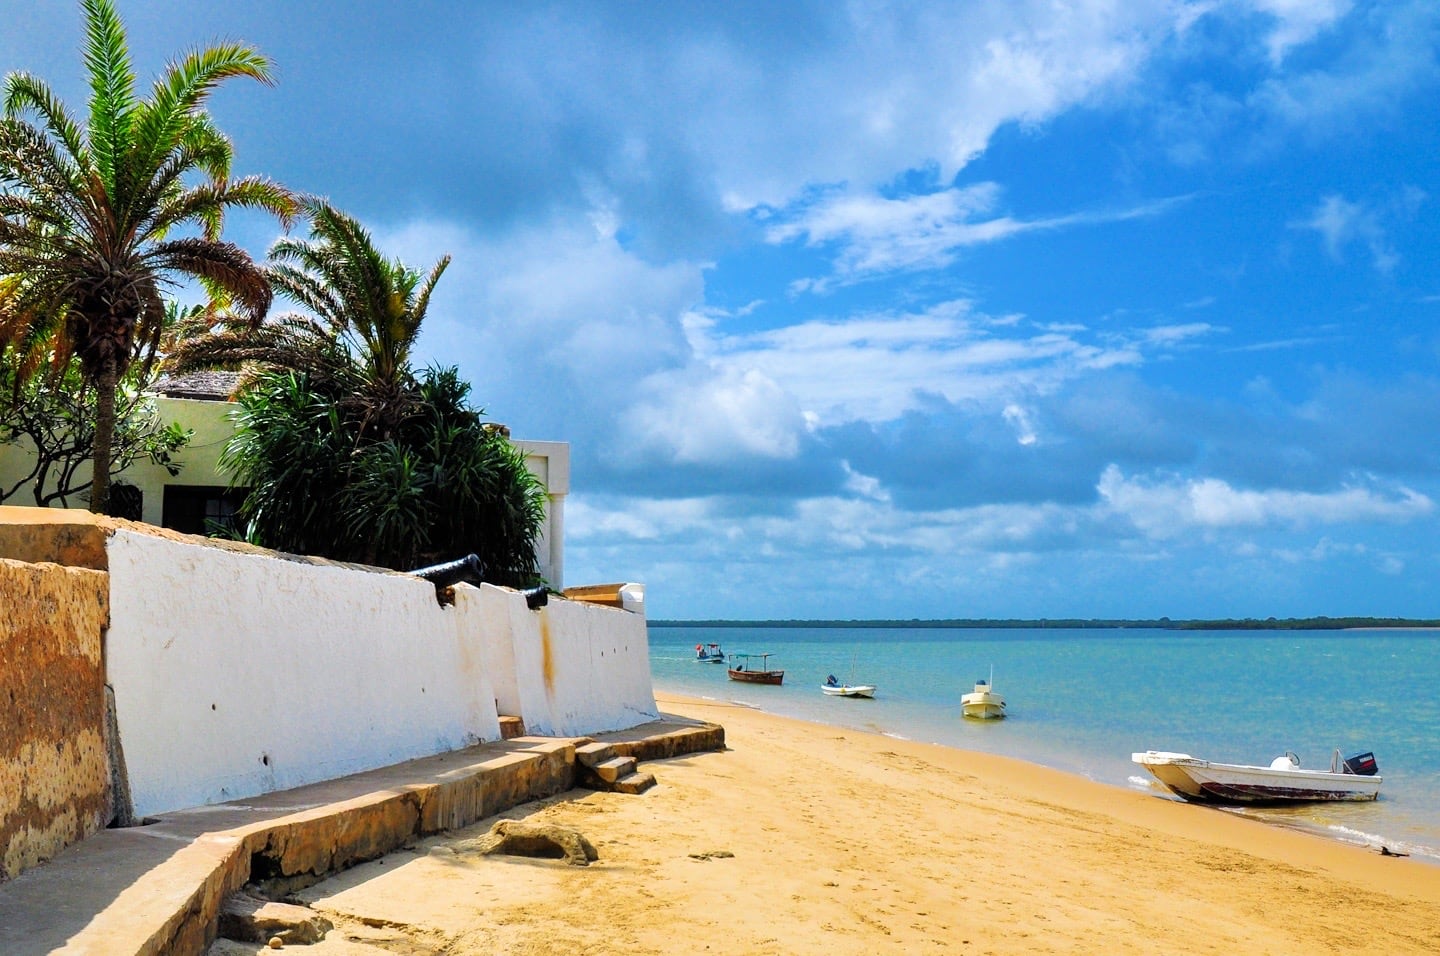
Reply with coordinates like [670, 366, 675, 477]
[0, 0, 295, 513]
[175, 200, 450, 442]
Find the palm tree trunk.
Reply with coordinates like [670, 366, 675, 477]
[89, 358, 117, 514]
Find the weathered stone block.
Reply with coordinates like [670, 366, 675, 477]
[219, 894, 333, 945]
[0, 557, 110, 883]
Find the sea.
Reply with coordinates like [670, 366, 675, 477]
[647, 624, 1440, 863]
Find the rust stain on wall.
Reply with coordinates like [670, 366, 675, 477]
[0, 557, 110, 883]
[539, 612, 556, 697]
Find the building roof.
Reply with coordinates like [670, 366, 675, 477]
[149, 371, 242, 401]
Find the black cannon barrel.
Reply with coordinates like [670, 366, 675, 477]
[410, 554, 486, 589]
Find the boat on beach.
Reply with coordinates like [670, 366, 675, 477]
[694, 642, 725, 663]
[961, 670, 1006, 719]
[1131, 749, 1382, 804]
[728, 653, 784, 685]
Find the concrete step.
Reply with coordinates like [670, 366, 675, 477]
[574, 741, 615, 768]
[593, 755, 636, 784]
[611, 771, 656, 795]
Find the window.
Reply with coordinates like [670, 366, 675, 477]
[162, 485, 247, 537]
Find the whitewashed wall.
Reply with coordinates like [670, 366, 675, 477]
[104, 529, 655, 818]
[106, 529, 501, 818]
[470, 584, 657, 737]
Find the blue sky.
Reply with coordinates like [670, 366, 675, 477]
[8, 1, 1440, 619]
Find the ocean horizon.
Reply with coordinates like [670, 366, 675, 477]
[648, 624, 1440, 864]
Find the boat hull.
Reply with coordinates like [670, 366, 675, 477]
[961, 692, 1006, 719]
[1131, 751, 1382, 804]
[728, 668, 784, 685]
[822, 684, 876, 698]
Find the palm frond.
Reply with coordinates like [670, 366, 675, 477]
[146, 237, 272, 321]
[131, 43, 271, 177]
[81, 0, 137, 195]
[3, 72, 88, 167]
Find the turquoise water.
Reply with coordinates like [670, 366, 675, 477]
[648, 626, 1440, 862]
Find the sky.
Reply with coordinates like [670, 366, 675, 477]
[6, 1, 1440, 620]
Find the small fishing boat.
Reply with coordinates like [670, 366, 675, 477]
[694, 642, 725, 663]
[822, 673, 876, 698]
[1131, 749, 1382, 804]
[728, 653, 784, 685]
[961, 669, 1006, 719]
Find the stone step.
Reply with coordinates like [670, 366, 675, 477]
[497, 716, 525, 740]
[593, 755, 636, 784]
[574, 740, 616, 768]
[611, 771, 656, 795]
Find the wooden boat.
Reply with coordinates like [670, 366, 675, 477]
[728, 653, 784, 685]
[694, 642, 726, 663]
[1132, 749, 1382, 804]
[961, 670, 1005, 719]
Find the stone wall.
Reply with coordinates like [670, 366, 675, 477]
[0, 557, 111, 882]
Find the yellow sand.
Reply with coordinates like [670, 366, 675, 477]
[220, 692, 1440, 954]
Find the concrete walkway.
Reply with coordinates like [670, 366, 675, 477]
[0, 716, 723, 956]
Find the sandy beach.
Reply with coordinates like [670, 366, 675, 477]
[213, 692, 1440, 954]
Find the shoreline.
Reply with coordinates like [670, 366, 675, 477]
[263, 690, 1440, 955]
[658, 681, 1436, 864]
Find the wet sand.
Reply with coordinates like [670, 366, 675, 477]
[212, 691, 1440, 954]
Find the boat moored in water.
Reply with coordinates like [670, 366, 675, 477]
[1131, 749, 1382, 804]
[728, 653, 784, 685]
[822, 673, 876, 698]
[694, 642, 725, 663]
[961, 670, 1006, 719]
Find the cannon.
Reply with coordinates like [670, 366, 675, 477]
[410, 555, 550, 611]
[410, 554, 486, 590]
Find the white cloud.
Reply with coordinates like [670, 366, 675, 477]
[1245, 1, 1440, 133]
[1247, 0, 1352, 65]
[620, 366, 808, 465]
[699, 1, 1191, 210]
[1297, 194, 1399, 275]
[1003, 404, 1039, 445]
[1097, 465, 1433, 537]
[695, 299, 1147, 426]
[385, 214, 706, 437]
[767, 184, 1189, 286]
[1139, 323, 1220, 347]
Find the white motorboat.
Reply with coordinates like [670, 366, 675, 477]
[822, 673, 876, 698]
[961, 676, 1006, 719]
[1131, 749, 1382, 804]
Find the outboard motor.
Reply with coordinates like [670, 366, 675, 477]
[1343, 751, 1379, 776]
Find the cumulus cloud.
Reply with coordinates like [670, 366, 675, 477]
[1097, 465, 1433, 537]
[620, 366, 809, 465]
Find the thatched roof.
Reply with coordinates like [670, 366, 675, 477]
[150, 371, 242, 400]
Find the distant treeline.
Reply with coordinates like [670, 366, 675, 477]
[649, 617, 1440, 631]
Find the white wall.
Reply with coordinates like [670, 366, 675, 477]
[471, 584, 657, 737]
[106, 529, 502, 818]
[104, 529, 656, 818]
